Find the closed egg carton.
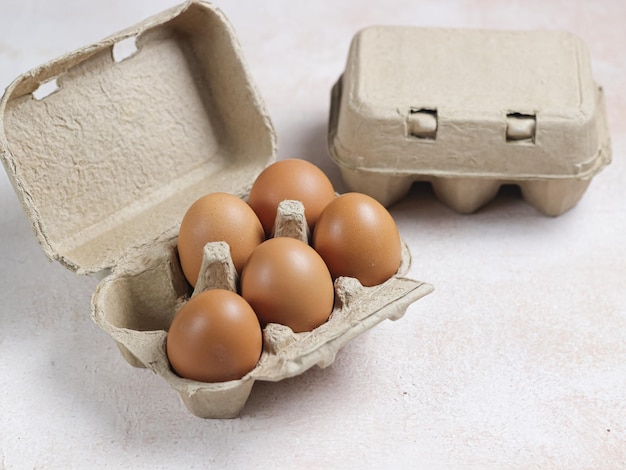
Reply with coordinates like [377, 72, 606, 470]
[0, 2, 433, 418]
[93, 200, 432, 418]
[329, 26, 612, 215]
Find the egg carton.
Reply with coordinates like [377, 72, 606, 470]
[93, 200, 431, 418]
[329, 26, 612, 215]
[0, 1, 432, 418]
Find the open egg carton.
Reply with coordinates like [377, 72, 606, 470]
[0, 1, 432, 418]
[329, 26, 612, 215]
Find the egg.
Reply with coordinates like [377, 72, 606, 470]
[178, 192, 265, 287]
[166, 289, 263, 383]
[241, 237, 334, 333]
[248, 159, 336, 237]
[312, 192, 402, 287]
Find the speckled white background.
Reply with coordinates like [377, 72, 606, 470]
[1, 1, 625, 468]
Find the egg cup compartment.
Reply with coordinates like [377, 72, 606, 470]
[329, 27, 612, 215]
[337, 168, 598, 217]
[92, 199, 433, 418]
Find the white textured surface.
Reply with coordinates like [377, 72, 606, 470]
[1, 0, 625, 468]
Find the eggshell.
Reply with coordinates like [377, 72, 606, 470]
[313, 192, 402, 287]
[247, 159, 336, 236]
[166, 289, 262, 383]
[177, 192, 265, 287]
[241, 237, 334, 333]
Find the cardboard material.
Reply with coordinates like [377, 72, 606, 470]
[329, 26, 612, 215]
[0, 1, 432, 418]
[0, 1, 276, 275]
[92, 203, 431, 418]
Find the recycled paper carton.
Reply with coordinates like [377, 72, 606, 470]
[329, 26, 612, 215]
[0, 2, 432, 418]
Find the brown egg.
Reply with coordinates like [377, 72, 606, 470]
[248, 159, 336, 237]
[166, 289, 262, 383]
[312, 192, 402, 287]
[241, 237, 334, 333]
[178, 192, 265, 287]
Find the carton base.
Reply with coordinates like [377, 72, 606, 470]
[431, 177, 501, 214]
[520, 178, 592, 217]
[115, 342, 146, 369]
[339, 164, 595, 216]
[179, 378, 255, 419]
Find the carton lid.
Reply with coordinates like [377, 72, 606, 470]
[331, 26, 610, 180]
[356, 27, 593, 114]
[0, 1, 276, 275]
